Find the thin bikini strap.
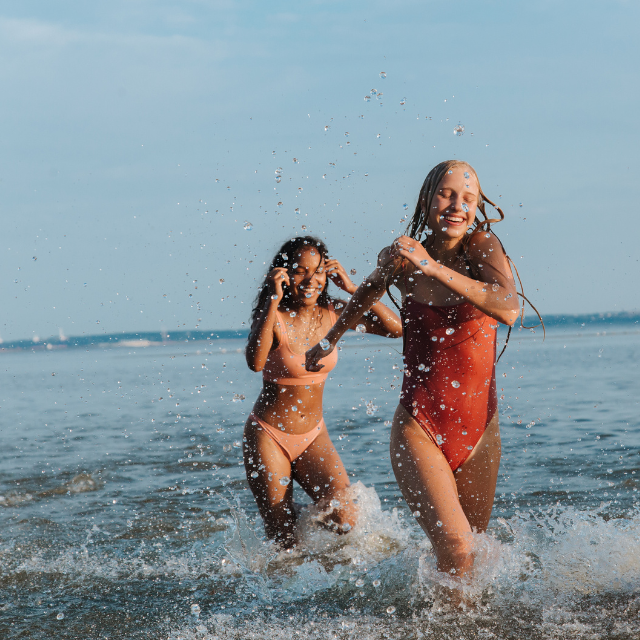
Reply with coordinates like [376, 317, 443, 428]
[274, 310, 290, 347]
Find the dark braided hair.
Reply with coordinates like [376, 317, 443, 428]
[249, 236, 331, 327]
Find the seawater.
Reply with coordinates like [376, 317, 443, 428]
[1, 324, 639, 639]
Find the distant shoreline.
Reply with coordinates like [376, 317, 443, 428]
[0, 311, 638, 353]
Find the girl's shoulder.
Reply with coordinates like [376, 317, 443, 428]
[467, 229, 507, 260]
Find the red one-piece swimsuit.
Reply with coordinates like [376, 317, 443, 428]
[400, 297, 498, 471]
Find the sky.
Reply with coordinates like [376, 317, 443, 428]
[0, 0, 638, 342]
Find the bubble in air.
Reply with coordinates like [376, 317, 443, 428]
[451, 380, 460, 388]
[413, 510, 421, 517]
[355, 324, 366, 333]
[453, 124, 465, 136]
[56, 613, 65, 620]
[319, 339, 330, 351]
[243, 221, 253, 230]
[350, 268, 357, 275]
[379, 71, 386, 78]
[445, 327, 455, 335]
[279, 476, 291, 486]
[386, 606, 396, 615]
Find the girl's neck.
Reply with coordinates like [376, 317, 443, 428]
[427, 235, 464, 265]
[283, 303, 318, 322]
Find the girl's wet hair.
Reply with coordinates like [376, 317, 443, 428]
[249, 236, 330, 327]
[406, 159, 504, 245]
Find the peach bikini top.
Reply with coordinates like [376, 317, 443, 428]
[262, 305, 339, 386]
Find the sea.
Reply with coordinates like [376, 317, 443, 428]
[1, 316, 639, 639]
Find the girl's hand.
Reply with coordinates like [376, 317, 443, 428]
[266, 267, 290, 302]
[325, 259, 357, 294]
[305, 340, 333, 372]
[391, 236, 435, 276]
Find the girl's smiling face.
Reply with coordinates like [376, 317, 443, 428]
[288, 247, 327, 306]
[428, 166, 480, 241]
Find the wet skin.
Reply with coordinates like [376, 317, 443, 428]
[306, 165, 519, 579]
[244, 246, 402, 547]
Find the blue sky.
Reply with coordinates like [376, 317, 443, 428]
[0, 0, 638, 341]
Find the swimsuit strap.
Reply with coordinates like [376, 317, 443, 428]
[274, 310, 290, 348]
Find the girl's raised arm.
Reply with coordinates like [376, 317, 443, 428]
[305, 248, 402, 372]
[245, 267, 289, 371]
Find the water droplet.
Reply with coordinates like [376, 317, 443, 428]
[436, 434, 443, 444]
[492, 283, 500, 291]
[436, 520, 443, 527]
[402, 203, 408, 210]
[431, 336, 438, 342]
[386, 606, 396, 615]
[412, 510, 421, 517]
[364, 95, 371, 102]
[293, 157, 298, 163]
[451, 380, 460, 388]
[370, 89, 378, 95]
[453, 124, 465, 136]
[400, 98, 406, 105]
[251, 471, 258, 478]
[439, 404, 446, 410]
[445, 328, 455, 335]
[219, 278, 224, 284]
[462, 430, 467, 435]
[417, 364, 425, 371]
[305, 293, 312, 298]
[355, 324, 366, 333]
[243, 221, 253, 230]
[294, 208, 300, 215]
[271, 294, 278, 300]
[191, 604, 201, 617]
[279, 476, 290, 486]
[289, 311, 296, 317]
[319, 339, 330, 351]
[355, 578, 364, 587]
[232, 393, 245, 402]
[519, 203, 523, 207]
[342, 522, 352, 532]
[462, 203, 469, 213]
[379, 71, 386, 78]
[277, 202, 283, 208]
[464, 171, 470, 179]
[373, 579, 381, 587]
[408, 246, 415, 253]
[56, 613, 65, 620]
[325, 125, 330, 130]
[419, 259, 428, 266]
[330, 499, 341, 508]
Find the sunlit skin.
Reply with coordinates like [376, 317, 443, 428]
[245, 245, 402, 548]
[306, 165, 520, 582]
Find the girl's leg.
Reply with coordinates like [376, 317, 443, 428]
[390, 404, 474, 577]
[243, 419, 296, 548]
[293, 424, 357, 533]
[454, 410, 501, 533]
